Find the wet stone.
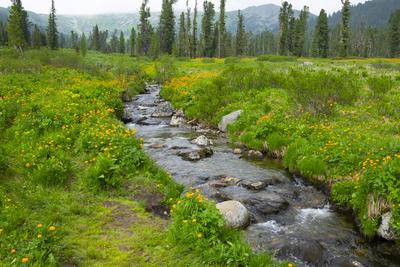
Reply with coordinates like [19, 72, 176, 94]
[208, 176, 241, 188]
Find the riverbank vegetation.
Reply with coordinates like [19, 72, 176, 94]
[161, 55, 400, 240]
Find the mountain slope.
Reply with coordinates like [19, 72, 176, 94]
[329, 0, 400, 27]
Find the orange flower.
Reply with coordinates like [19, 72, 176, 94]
[21, 258, 29, 263]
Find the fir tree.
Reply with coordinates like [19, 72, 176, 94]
[287, 4, 295, 54]
[218, 0, 226, 57]
[201, 1, 215, 57]
[70, 30, 79, 53]
[138, 0, 152, 55]
[80, 33, 87, 56]
[389, 9, 400, 57]
[7, 0, 29, 51]
[150, 29, 160, 58]
[178, 12, 186, 56]
[293, 6, 309, 57]
[32, 25, 42, 49]
[312, 9, 329, 57]
[159, 0, 177, 54]
[0, 21, 7, 46]
[236, 10, 246, 56]
[339, 0, 351, 57]
[119, 31, 125, 53]
[191, 0, 198, 58]
[92, 25, 100, 51]
[278, 1, 290, 55]
[129, 27, 136, 56]
[47, 0, 58, 50]
[185, 0, 191, 57]
[110, 31, 119, 53]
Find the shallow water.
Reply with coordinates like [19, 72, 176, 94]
[125, 85, 399, 267]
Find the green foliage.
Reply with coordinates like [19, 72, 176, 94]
[256, 54, 297, 62]
[155, 55, 178, 83]
[331, 180, 356, 207]
[367, 75, 396, 98]
[224, 57, 241, 64]
[297, 156, 327, 178]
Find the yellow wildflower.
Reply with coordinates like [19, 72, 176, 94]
[21, 258, 29, 263]
[48, 226, 56, 231]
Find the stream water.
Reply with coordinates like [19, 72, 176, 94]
[124, 85, 399, 267]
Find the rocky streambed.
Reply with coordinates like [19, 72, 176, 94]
[124, 84, 400, 267]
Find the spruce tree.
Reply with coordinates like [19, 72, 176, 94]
[185, 0, 191, 57]
[32, 25, 42, 49]
[339, 0, 351, 57]
[129, 27, 136, 56]
[201, 1, 215, 57]
[159, 0, 177, 54]
[150, 29, 160, 58]
[47, 0, 58, 50]
[293, 6, 309, 57]
[278, 1, 289, 55]
[236, 10, 246, 56]
[119, 31, 125, 53]
[312, 9, 329, 58]
[138, 0, 152, 55]
[7, 0, 29, 51]
[178, 12, 186, 56]
[92, 25, 100, 51]
[0, 21, 7, 46]
[389, 9, 400, 57]
[191, 0, 198, 58]
[287, 4, 295, 54]
[80, 33, 87, 56]
[218, 0, 226, 58]
[110, 31, 119, 53]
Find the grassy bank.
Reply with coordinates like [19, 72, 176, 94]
[161, 56, 400, 240]
[0, 50, 286, 266]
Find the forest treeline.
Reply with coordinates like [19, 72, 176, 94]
[1, 0, 400, 58]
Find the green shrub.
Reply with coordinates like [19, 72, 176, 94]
[331, 180, 356, 207]
[201, 58, 215, 63]
[367, 75, 396, 98]
[85, 154, 121, 190]
[155, 55, 178, 83]
[224, 57, 241, 64]
[297, 156, 327, 178]
[256, 54, 297, 62]
[283, 138, 310, 172]
[31, 153, 72, 186]
[266, 132, 289, 153]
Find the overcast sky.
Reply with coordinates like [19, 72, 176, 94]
[0, 0, 368, 15]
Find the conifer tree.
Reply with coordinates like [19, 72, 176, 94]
[218, 0, 226, 57]
[150, 29, 160, 58]
[159, 0, 177, 54]
[339, 0, 351, 57]
[201, 1, 215, 57]
[191, 0, 198, 57]
[0, 21, 7, 46]
[92, 25, 100, 51]
[287, 4, 295, 54]
[32, 25, 42, 49]
[389, 9, 400, 57]
[312, 9, 329, 57]
[129, 27, 136, 56]
[138, 0, 152, 55]
[236, 10, 246, 56]
[119, 31, 125, 53]
[47, 0, 58, 50]
[178, 12, 186, 56]
[185, 0, 191, 57]
[80, 33, 87, 56]
[70, 30, 79, 53]
[7, 0, 29, 51]
[278, 1, 290, 55]
[110, 31, 119, 53]
[293, 6, 309, 57]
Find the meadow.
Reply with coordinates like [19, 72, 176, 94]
[0, 49, 287, 266]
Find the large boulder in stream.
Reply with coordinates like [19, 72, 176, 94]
[218, 110, 242, 132]
[170, 115, 186, 126]
[216, 200, 250, 229]
[152, 102, 174, 117]
[377, 212, 395, 241]
[191, 135, 213, 146]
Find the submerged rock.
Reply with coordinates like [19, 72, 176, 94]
[191, 135, 213, 146]
[216, 200, 250, 229]
[246, 150, 264, 160]
[178, 147, 213, 161]
[149, 144, 165, 149]
[277, 239, 324, 265]
[218, 110, 243, 132]
[152, 102, 174, 117]
[378, 212, 395, 241]
[208, 176, 241, 188]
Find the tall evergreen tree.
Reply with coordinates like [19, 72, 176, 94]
[32, 25, 42, 49]
[129, 27, 136, 56]
[7, 0, 29, 51]
[201, 1, 215, 57]
[312, 9, 329, 57]
[178, 12, 186, 56]
[47, 0, 58, 50]
[218, 0, 226, 58]
[138, 0, 152, 55]
[287, 4, 295, 54]
[80, 33, 87, 56]
[92, 25, 100, 51]
[339, 0, 351, 57]
[110, 31, 119, 53]
[150, 29, 160, 58]
[191, 0, 198, 57]
[119, 31, 125, 53]
[389, 9, 400, 57]
[278, 2, 290, 55]
[293, 6, 309, 57]
[159, 0, 177, 54]
[185, 0, 191, 57]
[236, 10, 246, 56]
[0, 21, 7, 46]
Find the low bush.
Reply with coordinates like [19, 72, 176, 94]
[256, 54, 297, 62]
[224, 57, 241, 64]
[367, 75, 396, 98]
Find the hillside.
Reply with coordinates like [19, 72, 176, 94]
[329, 0, 400, 27]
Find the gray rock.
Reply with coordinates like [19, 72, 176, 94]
[218, 110, 243, 132]
[208, 176, 241, 188]
[191, 135, 213, 146]
[152, 102, 174, 117]
[216, 200, 250, 229]
[178, 147, 213, 161]
[149, 144, 164, 149]
[170, 115, 186, 126]
[233, 148, 242, 154]
[277, 239, 324, 265]
[378, 212, 395, 240]
[246, 150, 264, 160]
[240, 180, 268, 191]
